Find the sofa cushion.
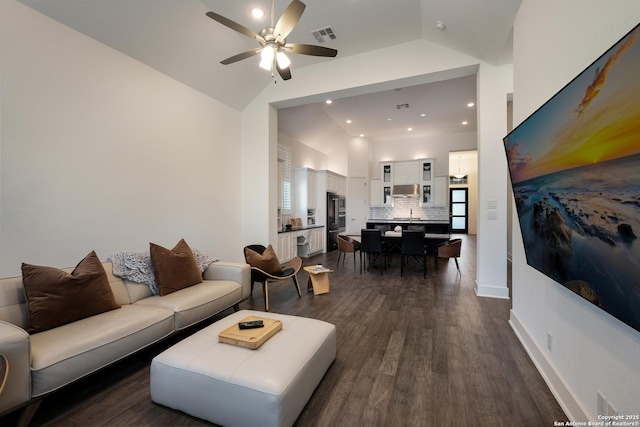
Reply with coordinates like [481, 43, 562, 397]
[21, 251, 120, 334]
[29, 304, 174, 397]
[244, 245, 283, 275]
[150, 239, 203, 296]
[135, 279, 242, 330]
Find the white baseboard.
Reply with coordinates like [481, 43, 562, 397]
[509, 310, 588, 421]
[474, 281, 510, 299]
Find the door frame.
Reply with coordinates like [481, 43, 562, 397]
[450, 187, 469, 234]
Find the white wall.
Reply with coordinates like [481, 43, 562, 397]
[0, 1, 243, 274]
[475, 63, 512, 299]
[511, 0, 640, 420]
[370, 131, 477, 178]
[279, 132, 328, 172]
[348, 137, 370, 179]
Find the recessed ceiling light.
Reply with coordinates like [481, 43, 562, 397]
[462, 121, 468, 125]
[467, 102, 475, 107]
[420, 113, 426, 117]
[325, 99, 333, 104]
[251, 8, 264, 18]
[387, 118, 392, 121]
[359, 134, 365, 138]
[407, 127, 413, 131]
[346, 119, 352, 124]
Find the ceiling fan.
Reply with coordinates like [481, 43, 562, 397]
[206, 0, 338, 81]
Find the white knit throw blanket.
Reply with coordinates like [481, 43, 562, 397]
[107, 249, 217, 295]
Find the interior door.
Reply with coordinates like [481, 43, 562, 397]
[348, 177, 367, 234]
[450, 188, 468, 233]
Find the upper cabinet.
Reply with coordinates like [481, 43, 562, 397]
[420, 159, 434, 183]
[318, 170, 346, 196]
[370, 179, 382, 207]
[433, 176, 448, 207]
[381, 163, 393, 184]
[380, 163, 393, 206]
[371, 158, 448, 208]
[393, 161, 420, 185]
[419, 158, 435, 206]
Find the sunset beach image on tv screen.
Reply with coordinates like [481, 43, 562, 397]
[504, 23, 640, 333]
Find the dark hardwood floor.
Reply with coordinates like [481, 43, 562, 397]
[2, 234, 566, 426]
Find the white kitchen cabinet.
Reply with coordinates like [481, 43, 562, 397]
[309, 227, 324, 254]
[419, 159, 434, 182]
[393, 161, 420, 184]
[379, 163, 393, 206]
[433, 176, 448, 207]
[419, 158, 436, 206]
[277, 233, 293, 262]
[319, 170, 346, 196]
[370, 179, 382, 207]
[382, 183, 392, 206]
[277, 227, 324, 262]
[381, 163, 393, 184]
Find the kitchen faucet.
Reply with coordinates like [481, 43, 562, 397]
[410, 209, 413, 223]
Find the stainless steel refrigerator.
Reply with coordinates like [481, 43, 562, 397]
[327, 192, 345, 251]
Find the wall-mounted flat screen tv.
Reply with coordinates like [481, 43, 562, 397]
[503, 23, 640, 333]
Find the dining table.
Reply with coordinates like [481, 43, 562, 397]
[346, 231, 451, 260]
[381, 230, 450, 256]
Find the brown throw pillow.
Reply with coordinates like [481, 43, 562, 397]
[244, 245, 283, 275]
[22, 251, 120, 334]
[150, 238, 203, 296]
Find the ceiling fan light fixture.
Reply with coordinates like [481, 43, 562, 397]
[206, 0, 338, 81]
[259, 45, 275, 70]
[276, 51, 291, 69]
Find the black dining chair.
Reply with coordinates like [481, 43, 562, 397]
[360, 229, 386, 275]
[401, 230, 427, 278]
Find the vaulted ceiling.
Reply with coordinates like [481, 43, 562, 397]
[19, 0, 520, 142]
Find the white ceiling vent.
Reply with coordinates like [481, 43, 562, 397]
[311, 27, 337, 43]
[396, 103, 410, 109]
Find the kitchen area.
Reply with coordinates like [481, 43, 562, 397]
[275, 153, 472, 263]
[367, 158, 451, 231]
[276, 167, 347, 263]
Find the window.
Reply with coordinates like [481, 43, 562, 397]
[278, 146, 292, 212]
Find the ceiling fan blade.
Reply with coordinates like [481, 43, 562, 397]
[273, 0, 306, 41]
[206, 11, 265, 43]
[276, 62, 292, 81]
[220, 48, 262, 65]
[285, 43, 338, 57]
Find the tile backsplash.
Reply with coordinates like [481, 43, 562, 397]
[369, 198, 449, 221]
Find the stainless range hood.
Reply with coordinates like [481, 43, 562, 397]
[392, 184, 419, 197]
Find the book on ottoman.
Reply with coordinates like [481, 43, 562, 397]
[218, 316, 283, 349]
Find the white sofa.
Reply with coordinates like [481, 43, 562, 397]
[0, 260, 251, 424]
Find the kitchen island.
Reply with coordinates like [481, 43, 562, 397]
[366, 219, 450, 234]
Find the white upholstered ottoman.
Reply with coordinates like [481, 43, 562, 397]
[150, 310, 336, 427]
